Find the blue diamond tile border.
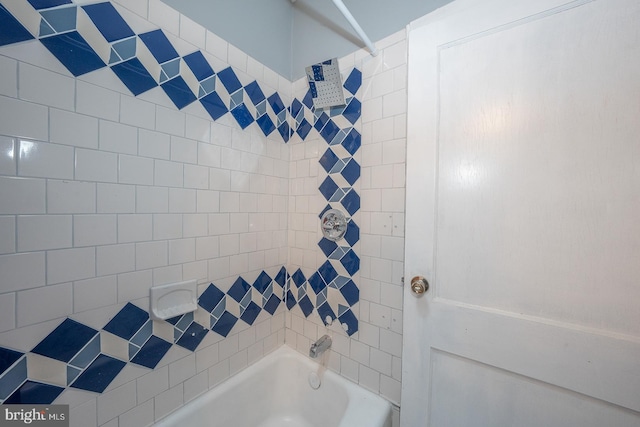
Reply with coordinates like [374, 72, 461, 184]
[0, 1, 363, 146]
[0, 268, 289, 404]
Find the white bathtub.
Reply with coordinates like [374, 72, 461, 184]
[154, 344, 392, 427]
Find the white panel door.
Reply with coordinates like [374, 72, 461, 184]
[402, 0, 640, 425]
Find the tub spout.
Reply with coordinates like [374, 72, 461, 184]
[309, 334, 332, 358]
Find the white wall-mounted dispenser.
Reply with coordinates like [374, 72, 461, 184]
[149, 279, 197, 320]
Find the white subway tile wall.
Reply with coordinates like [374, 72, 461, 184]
[0, 2, 406, 426]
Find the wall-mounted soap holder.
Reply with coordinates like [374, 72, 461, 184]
[150, 280, 197, 320]
[321, 209, 348, 242]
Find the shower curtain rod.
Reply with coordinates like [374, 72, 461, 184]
[291, 0, 378, 56]
[330, 0, 379, 56]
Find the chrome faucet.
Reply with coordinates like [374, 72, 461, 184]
[309, 334, 332, 358]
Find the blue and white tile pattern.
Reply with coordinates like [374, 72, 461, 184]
[0, 268, 287, 404]
[0, 0, 363, 404]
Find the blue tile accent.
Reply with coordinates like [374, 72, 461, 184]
[253, 271, 272, 293]
[161, 58, 180, 81]
[176, 322, 208, 351]
[329, 247, 346, 260]
[341, 128, 361, 155]
[297, 286, 307, 300]
[40, 31, 105, 76]
[291, 269, 306, 287]
[256, 114, 276, 136]
[256, 99, 267, 116]
[339, 279, 359, 306]
[320, 119, 340, 144]
[131, 336, 172, 369]
[5, 380, 64, 405]
[165, 315, 181, 326]
[28, 0, 72, 10]
[40, 7, 77, 34]
[344, 220, 360, 246]
[0, 3, 360, 145]
[83, 2, 134, 42]
[277, 122, 290, 142]
[302, 89, 314, 109]
[329, 188, 346, 203]
[32, 319, 98, 363]
[240, 301, 261, 325]
[67, 365, 81, 386]
[314, 112, 329, 132]
[268, 93, 286, 114]
[69, 335, 100, 369]
[319, 148, 339, 173]
[175, 312, 193, 331]
[103, 303, 148, 341]
[342, 98, 361, 125]
[338, 308, 358, 336]
[308, 272, 324, 294]
[317, 302, 336, 325]
[318, 237, 338, 258]
[296, 118, 312, 140]
[245, 81, 266, 105]
[199, 75, 216, 96]
[0, 357, 26, 401]
[341, 189, 360, 216]
[40, 20, 55, 37]
[212, 311, 237, 337]
[130, 320, 153, 347]
[70, 354, 126, 393]
[162, 76, 197, 109]
[217, 67, 242, 93]
[200, 91, 228, 120]
[111, 57, 157, 95]
[329, 158, 346, 174]
[341, 158, 360, 186]
[183, 51, 214, 80]
[319, 176, 339, 201]
[230, 89, 244, 108]
[139, 29, 178, 63]
[228, 277, 251, 302]
[0, 347, 23, 374]
[332, 276, 351, 289]
[329, 129, 347, 147]
[340, 249, 360, 276]
[198, 283, 225, 313]
[263, 294, 281, 315]
[230, 104, 254, 129]
[111, 37, 136, 62]
[275, 267, 287, 287]
[343, 68, 362, 95]
[298, 295, 314, 318]
[290, 99, 303, 119]
[318, 261, 338, 285]
[329, 104, 345, 117]
[286, 290, 296, 310]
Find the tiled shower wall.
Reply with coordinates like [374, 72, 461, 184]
[286, 32, 407, 407]
[0, 0, 291, 425]
[0, 0, 407, 425]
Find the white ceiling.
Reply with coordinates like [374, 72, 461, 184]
[161, 0, 454, 80]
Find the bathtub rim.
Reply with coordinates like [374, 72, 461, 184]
[153, 343, 393, 427]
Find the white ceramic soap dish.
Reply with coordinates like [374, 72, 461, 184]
[150, 280, 197, 320]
